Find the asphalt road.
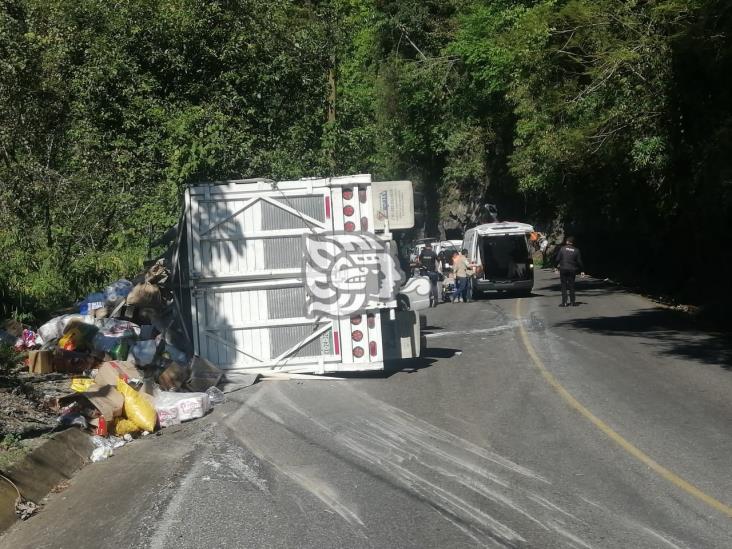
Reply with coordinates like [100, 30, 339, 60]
[3, 270, 731, 548]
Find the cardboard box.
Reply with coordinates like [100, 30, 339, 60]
[28, 350, 54, 374]
[187, 356, 223, 392]
[158, 361, 188, 391]
[52, 349, 100, 374]
[95, 361, 144, 387]
[58, 383, 124, 422]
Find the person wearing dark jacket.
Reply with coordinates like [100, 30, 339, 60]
[418, 242, 440, 307]
[554, 237, 585, 307]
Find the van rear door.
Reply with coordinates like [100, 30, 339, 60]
[479, 233, 532, 281]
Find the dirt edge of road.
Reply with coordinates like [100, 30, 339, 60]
[0, 428, 93, 532]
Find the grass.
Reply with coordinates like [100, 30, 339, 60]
[0, 434, 31, 472]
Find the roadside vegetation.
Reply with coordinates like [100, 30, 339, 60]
[0, 433, 29, 471]
[1, 0, 730, 320]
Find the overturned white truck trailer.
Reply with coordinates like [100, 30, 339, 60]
[181, 174, 428, 375]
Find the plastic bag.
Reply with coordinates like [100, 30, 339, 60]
[116, 379, 157, 432]
[13, 329, 40, 351]
[154, 389, 211, 428]
[110, 338, 130, 361]
[94, 319, 140, 338]
[104, 279, 133, 306]
[92, 333, 117, 353]
[59, 321, 98, 352]
[163, 344, 189, 365]
[131, 339, 158, 366]
[57, 413, 88, 429]
[70, 377, 94, 392]
[92, 322, 139, 355]
[80, 292, 106, 315]
[37, 315, 76, 343]
[108, 435, 127, 449]
[90, 435, 114, 462]
[114, 419, 140, 436]
[91, 446, 113, 462]
[205, 386, 226, 406]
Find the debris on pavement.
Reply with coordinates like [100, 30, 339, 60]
[187, 356, 223, 393]
[15, 498, 38, 521]
[205, 386, 226, 405]
[89, 436, 115, 462]
[153, 389, 211, 428]
[0, 472, 38, 521]
[1, 258, 234, 472]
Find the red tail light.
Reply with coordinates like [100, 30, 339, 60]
[352, 330, 363, 342]
[350, 315, 362, 325]
[344, 221, 356, 232]
[369, 341, 378, 357]
[333, 331, 340, 355]
[324, 196, 331, 219]
[343, 188, 353, 200]
[353, 346, 364, 358]
[344, 205, 354, 216]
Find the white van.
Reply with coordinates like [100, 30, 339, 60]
[462, 222, 535, 295]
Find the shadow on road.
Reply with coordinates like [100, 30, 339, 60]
[540, 278, 626, 298]
[555, 309, 732, 371]
[338, 346, 462, 379]
[386, 346, 463, 376]
[471, 291, 535, 301]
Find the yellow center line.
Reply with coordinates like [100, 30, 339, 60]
[515, 298, 732, 519]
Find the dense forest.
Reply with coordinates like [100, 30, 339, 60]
[1, 0, 731, 321]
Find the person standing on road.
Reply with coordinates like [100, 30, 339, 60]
[418, 242, 440, 308]
[539, 234, 549, 266]
[554, 237, 585, 307]
[462, 248, 477, 302]
[451, 250, 471, 303]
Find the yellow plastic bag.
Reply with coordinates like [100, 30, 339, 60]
[116, 379, 156, 432]
[70, 377, 94, 392]
[114, 418, 141, 436]
[59, 321, 98, 351]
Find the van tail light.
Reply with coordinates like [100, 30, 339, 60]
[350, 315, 362, 325]
[352, 330, 363, 342]
[343, 188, 353, 200]
[369, 341, 378, 357]
[344, 221, 356, 232]
[344, 205, 354, 216]
[325, 196, 331, 219]
[367, 314, 375, 329]
[334, 331, 340, 355]
[353, 346, 364, 358]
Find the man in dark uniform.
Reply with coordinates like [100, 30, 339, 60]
[554, 237, 585, 307]
[418, 242, 439, 307]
